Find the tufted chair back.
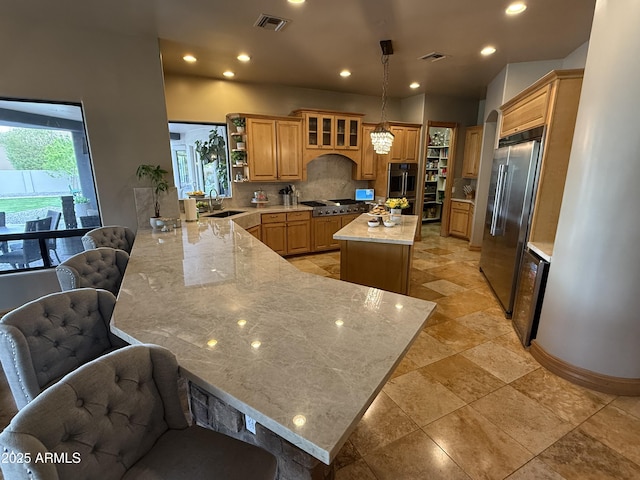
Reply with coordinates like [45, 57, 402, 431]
[82, 226, 136, 254]
[0, 288, 127, 410]
[56, 247, 129, 296]
[0, 345, 187, 480]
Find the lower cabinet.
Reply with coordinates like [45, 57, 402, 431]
[261, 211, 311, 256]
[246, 225, 261, 241]
[449, 200, 473, 239]
[312, 216, 342, 252]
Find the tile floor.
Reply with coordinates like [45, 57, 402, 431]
[0, 223, 638, 480]
[288, 223, 640, 480]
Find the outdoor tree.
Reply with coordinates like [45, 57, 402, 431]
[0, 128, 77, 177]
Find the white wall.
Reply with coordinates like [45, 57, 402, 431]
[0, 7, 171, 311]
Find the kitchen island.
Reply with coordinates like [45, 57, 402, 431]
[111, 215, 435, 479]
[334, 214, 419, 295]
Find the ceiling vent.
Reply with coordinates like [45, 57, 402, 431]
[419, 52, 449, 62]
[254, 14, 290, 32]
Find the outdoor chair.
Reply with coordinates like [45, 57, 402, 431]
[55, 247, 129, 296]
[0, 217, 51, 269]
[79, 215, 101, 227]
[0, 344, 278, 480]
[0, 211, 6, 253]
[0, 288, 127, 410]
[82, 225, 136, 254]
[46, 209, 62, 262]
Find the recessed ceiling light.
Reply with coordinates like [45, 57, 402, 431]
[223, 71, 235, 78]
[409, 82, 420, 89]
[288, 0, 305, 3]
[340, 70, 351, 78]
[182, 55, 197, 63]
[506, 2, 527, 15]
[481, 46, 497, 56]
[237, 54, 251, 62]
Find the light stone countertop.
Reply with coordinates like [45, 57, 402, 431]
[528, 241, 553, 262]
[111, 217, 436, 465]
[333, 214, 419, 245]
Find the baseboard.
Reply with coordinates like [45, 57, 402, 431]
[468, 245, 481, 251]
[530, 340, 640, 396]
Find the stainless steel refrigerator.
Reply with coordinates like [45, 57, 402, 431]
[387, 163, 418, 214]
[479, 128, 543, 316]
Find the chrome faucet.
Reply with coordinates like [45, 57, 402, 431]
[209, 189, 223, 210]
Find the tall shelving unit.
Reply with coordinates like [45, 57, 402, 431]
[422, 134, 450, 222]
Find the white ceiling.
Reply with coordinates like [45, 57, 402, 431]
[156, 0, 597, 99]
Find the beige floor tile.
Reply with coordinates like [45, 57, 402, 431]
[390, 355, 420, 379]
[421, 355, 505, 403]
[383, 369, 466, 427]
[424, 309, 453, 327]
[333, 439, 361, 471]
[348, 391, 419, 456]
[492, 331, 536, 359]
[578, 404, 640, 465]
[611, 395, 640, 419]
[435, 289, 499, 319]
[505, 458, 567, 479]
[363, 429, 471, 480]
[539, 429, 640, 480]
[470, 386, 574, 454]
[335, 459, 378, 480]
[424, 406, 533, 480]
[408, 283, 444, 302]
[412, 256, 456, 270]
[510, 368, 613, 425]
[425, 279, 468, 296]
[425, 320, 490, 353]
[461, 341, 539, 383]
[410, 268, 440, 285]
[455, 310, 513, 338]
[425, 247, 455, 256]
[403, 331, 457, 367]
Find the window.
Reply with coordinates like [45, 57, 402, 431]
[0, 98, 99, 273]
[168, 122, 231, 199]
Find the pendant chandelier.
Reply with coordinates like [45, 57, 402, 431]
[371, 40, 394, 154]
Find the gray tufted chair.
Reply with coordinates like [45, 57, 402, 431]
[0, 288, 127, 410]
[0, 344, 278, 480]
[56, 247, 129, 296]
[82, 225, 136, 254]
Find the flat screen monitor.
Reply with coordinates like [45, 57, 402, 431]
[355, 188, 374, 201]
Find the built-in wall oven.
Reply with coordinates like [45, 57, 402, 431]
[387, 163, 418, 213]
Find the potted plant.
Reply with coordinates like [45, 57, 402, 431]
[136, 164, 169, 227]
[231, 150, 246, 166]
[73, 194, 90, 217]
[385, 197, 410, 221]
[231, 117, 245, 134]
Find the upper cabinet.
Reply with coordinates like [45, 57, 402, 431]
[356, 123, 378, 180]
[389, 124, 421, 163]
[462, 125, 483, 178]
[499, 69, 584, 249]
[228, 114, 302, 182]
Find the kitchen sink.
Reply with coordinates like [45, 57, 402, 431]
[204, 210, 245, 218]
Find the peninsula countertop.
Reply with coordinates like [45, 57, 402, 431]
[111, 217, 436, 465]
[333, 214, 419, 245]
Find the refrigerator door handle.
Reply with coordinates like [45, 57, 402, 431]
[490, 163, 508, 236]
[401, 172, 407, 195]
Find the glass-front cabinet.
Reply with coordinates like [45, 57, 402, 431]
[305, 113, 334, 149]
[335, 116, 361, 150]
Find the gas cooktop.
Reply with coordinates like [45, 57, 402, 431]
[300, 199, 369, 217]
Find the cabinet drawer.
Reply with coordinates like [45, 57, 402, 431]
[500, 84, 550, 137]
[261, 213, 286, 224]
[451, 200, 471, 212]
[286, 211, 310, 221]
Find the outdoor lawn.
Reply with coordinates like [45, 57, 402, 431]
[0, 197, 61, 213]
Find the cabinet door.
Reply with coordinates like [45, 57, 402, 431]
[500, 84, 550, 138]
[449, 201, 470, 238]
[341, 214, 360, 227]
[287, 220, 311, 254]
[246, 225, 261, 241]
[276, 120, 302, 180]
[262, 222, 286, 255]
[313, 217, 342, 251]
[357, 124, 377, 180]
[403, 127, 420, 162]
[247, 118, 278, 181]
[462, 125, 483, 178]
[389, 126, 406, 162]
[335, 116, 361, 150]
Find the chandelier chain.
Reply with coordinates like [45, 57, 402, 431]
[380, 53, 390, 124]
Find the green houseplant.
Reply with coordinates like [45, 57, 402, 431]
[195, 130, 226, 164]
[136, 164, 169, 218]
[231, 117, 245, 133]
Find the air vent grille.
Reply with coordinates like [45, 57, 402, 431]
[254, 14, 290, 31]
[419, 52, 449, 62]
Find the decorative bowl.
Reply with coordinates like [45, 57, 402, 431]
[367, 220, 380, 227]
[383, 220, 395, 227]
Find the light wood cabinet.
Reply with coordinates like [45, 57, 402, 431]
[261, 211, 311, 256]
[389, 125, 420, 163]
[449, 200, 471, 239]
[246, 225, 261, 240]
[312, 216, 342, 252]
[462, 125, 483, 178]
[286, 211, 311, 255]
[355, 124, 378, 180]
[341, 214, 360, 227]
[499, 69, 584, 249]
[231, 114, 302, 182]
